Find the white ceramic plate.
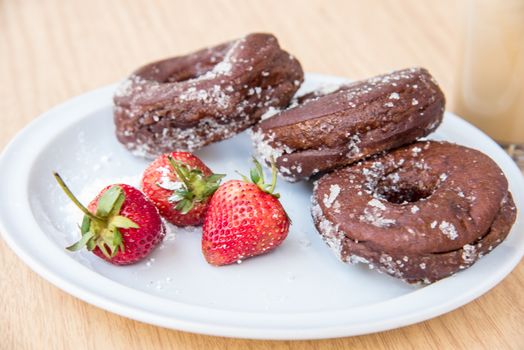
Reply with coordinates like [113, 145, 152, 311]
[0, 74, 522, 340]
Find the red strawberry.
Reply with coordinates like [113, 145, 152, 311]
[54, 173, 165, 265]
[202, 159, 290, 266]
[141, 152, 224, 227]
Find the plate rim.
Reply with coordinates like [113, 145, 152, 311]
[0, 73, 523, 340]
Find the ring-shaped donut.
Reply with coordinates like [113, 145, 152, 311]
[312, 141, 517, 284]
[114, 33, 304, 158]
[252, 68, 445, 182]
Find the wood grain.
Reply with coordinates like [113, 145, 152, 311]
[0, 1, 522, 349]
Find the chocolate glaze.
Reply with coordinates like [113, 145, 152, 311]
[114, 33, 304, 158]
[311, 141, 517, 284]
[251, 67, 445, 182]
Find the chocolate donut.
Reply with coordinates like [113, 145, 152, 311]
[114, 33, 304, 158]
[251, 68, 445, 182]
[311, 141, 517, 284]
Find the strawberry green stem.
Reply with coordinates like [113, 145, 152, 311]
[167, 155, 225, 200]
[53, 172, 105, 224]
[268, 160, 278, 194]
[244, 158, 280, 198]
[167, 156, 192, 190]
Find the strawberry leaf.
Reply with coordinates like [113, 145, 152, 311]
[254, 158, 265, 183]
[101, 228, 114, 248]
[168, 191, 185, 203]
[156, 180, 184, 191]
[188, 168, 203, 179]
[96, 186, 123, 217]
[112, 228, 124, 256]
[110, 215, 139, 229]
[206, 174, 226, 183]
[117, 232, 125, 253]
[80, 215, 91, 235]
[165, 155, 224, 214]
[98, 242, 111, 258]
[169, 157, 191, 186]
[109, 191, 126, 217]
[250, 167, 261, 184]
[236, 171, 250, 183]
[200, 174, 225, 198]
[239, 158, 281, 198]
[66, 230, 95, 251]
[175, 199, 194, 214]
[86, 236, 96, 251]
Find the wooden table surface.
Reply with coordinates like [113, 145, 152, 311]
[1, 1, 523, 349]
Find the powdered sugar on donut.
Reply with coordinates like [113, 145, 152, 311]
[311, 196, 344, 261]
[323, 184, 341, 208]
[250, 128, 297, 181]
[462, 244, 477, 263]
[439, 221, 458, 240]
[179, 85, 231, 110]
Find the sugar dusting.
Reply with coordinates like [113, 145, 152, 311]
[260, 106, 281, 120]
[346, 134, 362, 158]
[250, 128, 297, 181]
[323, 184, 341, 208]
[316, 84, 344, 95]
[311, 195, 344, 261]
[359, 207, 396, 228]
[251, 129, 294, 162]
[367, 198, 386, 211]
[378, 254, 404, 279]
[127, 115, 256, 158]
[462, 244, 477, 263]
[439, 221, 458, 240]
[389, 92, 400, 100]
[179, 85, 230, 109]
[156, 166, 184, 192]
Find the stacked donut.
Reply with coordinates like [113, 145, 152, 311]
[251, 67, 445, 182]
[311, 142, 516, 283]
[251, 66, 516, 284]
[113, 33, 517, 284]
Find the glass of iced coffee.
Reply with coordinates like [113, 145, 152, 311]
[455, 0, 524, 170]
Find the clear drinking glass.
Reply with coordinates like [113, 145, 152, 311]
[455, 0, 524, 170]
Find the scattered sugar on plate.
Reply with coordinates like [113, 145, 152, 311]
[298, 238, 312, 248]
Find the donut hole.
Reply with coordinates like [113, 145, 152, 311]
[165, 70, 202, 83]
[376, 185, 433, 204]
[146, 59, 223, 84]
[163, 65, 216, 83]
[162, 48, 231, 84]
[374, 175, 436, 204]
